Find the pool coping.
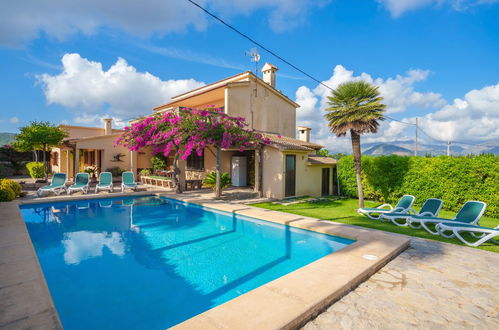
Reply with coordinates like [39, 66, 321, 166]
[1, 191, 410, 329]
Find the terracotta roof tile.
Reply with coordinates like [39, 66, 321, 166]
[261, 133, 323, 151]
[307, 155, 337, 165]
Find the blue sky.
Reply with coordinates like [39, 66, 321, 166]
[1, 0, 498, 152]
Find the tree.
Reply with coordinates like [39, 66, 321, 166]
[324, 81, 386, 208]
[13, 122, 67, 181]
[116, 107, 266, 197]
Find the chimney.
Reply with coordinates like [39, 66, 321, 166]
[103, 118, 113, 135]
[297, 126, 311, 143]
[261, 62, 278, 88]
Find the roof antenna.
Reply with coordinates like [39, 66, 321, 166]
[245, 48, 260, 76]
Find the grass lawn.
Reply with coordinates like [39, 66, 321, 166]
[251, 197, 498, 253]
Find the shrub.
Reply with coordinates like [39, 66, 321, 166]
[151, 155, 168, 172]
[338, 154, 499, 217]
[203, 172, 231, 191]
[105, 166, 126, 178]
[0, 179, 22, 197]
[0, 181, 16, 202]
[139, 169, 151, 176]
[26, 162, 45, 179]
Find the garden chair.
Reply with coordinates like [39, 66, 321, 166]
[357, 195, 415, 219]
[380, 198, 443, 226]
[407, 201, 487, 235]
[121, 171, 138, 192]
[95, 172, 113, 193]
[67, 173, 90, 195]
[37, 173, 67, 197]
[435, 222, 499, 247]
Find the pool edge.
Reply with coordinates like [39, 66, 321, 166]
[165, 192, 411, 330]
[0, 200, 63, 329]
[4, 191, 411, 330]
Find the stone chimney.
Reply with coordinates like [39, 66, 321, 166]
[103, 118, 113, 135]
[297, 126, 311, 143]
[261, 62, 278, 88]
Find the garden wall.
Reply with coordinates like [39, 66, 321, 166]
[338, 154, 498, 217]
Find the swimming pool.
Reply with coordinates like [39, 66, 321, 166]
[20, 195, 354, 329]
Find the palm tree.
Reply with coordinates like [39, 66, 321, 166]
[325, 81, 386, 208]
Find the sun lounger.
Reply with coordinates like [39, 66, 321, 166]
[95, 172, 113, 193]
[380, 198, 443, 226]
[67, 173, 90, 195]
[407, 201, 486, 235]
[121, 171, 138, 192]
[37, 173, 67, 197]
[436, 222, 498, 247]
[357, 195, 415, 219]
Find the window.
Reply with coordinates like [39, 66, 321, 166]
[187, 153, 204, 170]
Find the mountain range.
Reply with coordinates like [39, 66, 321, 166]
[0, 133, 16, 146]
[363, 140, 499, 156]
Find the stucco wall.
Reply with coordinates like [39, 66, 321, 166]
[137, 147, 153, 169]
[76, 136, 133, 174]
[262, 146, 284, 199]
[292, 151, 334, 197]
[225, 81, 297, 138]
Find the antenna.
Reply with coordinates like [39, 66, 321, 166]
[245, 48, 260, 75]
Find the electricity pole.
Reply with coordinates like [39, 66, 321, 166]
[414, 117, 418, 156]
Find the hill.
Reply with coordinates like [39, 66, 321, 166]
[0, 132, 16, 146]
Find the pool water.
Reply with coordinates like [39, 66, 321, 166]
[20, 196, 354, 329]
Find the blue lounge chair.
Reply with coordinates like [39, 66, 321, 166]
[436, 222, 498, 247]
[67, 173, 90, 195]
[357, 195, 415, 220]
[408, 201, 487, 235]
[95, 172, 113, 193]
[380, 198, 443, 226]
[121, 171, 138, 192]
[37, 173, 67, 196]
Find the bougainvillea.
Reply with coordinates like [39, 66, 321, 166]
[116, 106, 269, 194]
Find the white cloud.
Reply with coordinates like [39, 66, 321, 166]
[295, 65, 446, 152]
[73, 113, 127, 129]
[376, 0, 499, 17]
[419, 83, 499, 141]
[0, 0, 331, 47]
[63, 231, 125, 265]
[37, 53, 205, 118]
[0, 117, 20, 124]
[136, 43, 245, 70]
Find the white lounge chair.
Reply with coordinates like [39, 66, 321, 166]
[67, 173, 90, 195]
[408, 201, 487, 235]
[436, 222, 499, 247]
[121, 171, 138, 192]
[37, 173, 67, 197]
[380, 198, 443, 226]
[357, 195, 415, 220]
[95, 172, 113, 193]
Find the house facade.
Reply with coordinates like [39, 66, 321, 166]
[51, 63, 337, 199]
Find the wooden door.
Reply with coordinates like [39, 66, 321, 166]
[321, 168, 330, 196]
[285, 155, 296, 197]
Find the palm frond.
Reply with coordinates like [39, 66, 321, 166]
[324, 81, 386, 136]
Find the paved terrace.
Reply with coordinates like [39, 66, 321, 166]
[0, 187, 498, 329]
[304, 237, 499, 329]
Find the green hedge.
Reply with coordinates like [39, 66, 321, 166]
[26, 162, 45, 179]
[338, 154, 499, 217]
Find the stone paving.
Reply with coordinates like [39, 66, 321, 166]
[303, 237, 499, 330]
